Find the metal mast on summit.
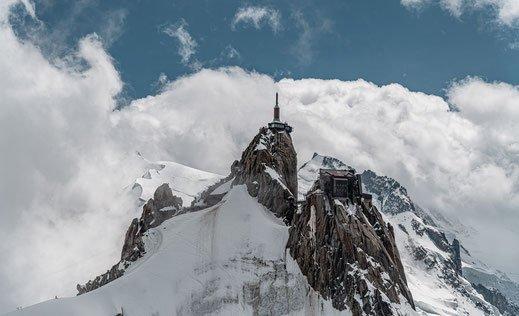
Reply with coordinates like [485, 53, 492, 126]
[268, 93, 293, 133]
[274, 93, 280, 121]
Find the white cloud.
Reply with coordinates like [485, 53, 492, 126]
[222, 44, 240, 60]
[509, 41, 519, 49]
[99, 8, 127, 47]
[232, 5, 282, 33]
[162, 19, 199, 68]
[0, 2, 145, 312]
[291, 11, 314, 65]
[2, 0, 519, 312]
[290, 11, 333, 65]
[402, 0, 519, 26]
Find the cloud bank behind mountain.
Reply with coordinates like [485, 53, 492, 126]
[1, 1, 519, 313]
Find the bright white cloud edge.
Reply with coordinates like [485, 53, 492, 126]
[401, 0, 519, 26]
[232, 5, 282, 32]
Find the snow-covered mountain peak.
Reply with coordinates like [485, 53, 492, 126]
[9, 131, 519, 316]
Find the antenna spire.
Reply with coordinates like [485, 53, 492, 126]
[268, 92, 293, 133]
[273, 93, 280, 121]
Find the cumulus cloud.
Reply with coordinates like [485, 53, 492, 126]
[2, 0, 519, 313]
[232, 5, 282, 33]
[162, 19, 200, 69]
[401, 0, 519, 26]
[0, 3, 145, 312]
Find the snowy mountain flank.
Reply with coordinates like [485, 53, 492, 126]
[6, 124, 518, 315]
[298, 154, 519, 316]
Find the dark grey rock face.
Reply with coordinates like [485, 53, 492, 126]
[451, 238, 462, 276]
[77, 183, 182, 295]
[121, 183, 182, 262]
[473, 283, 519, 316]
[232, 127, 297, 222]
[140, 183, 182, 232]
[410, 218, 452, 254]
[287, 184, 415, 315]
[120, 218, 144, 262]
[463, 267, 519, 311]
[361, 170, 436, 226]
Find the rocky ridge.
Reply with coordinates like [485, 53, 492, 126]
[298, 153, 502, 315]
[77, 183, 183, 294]
[288, 174, 415, 315]
[472, 283, 519, 316]
[232, 126, 298, 221]
[360, 169, 436, 225]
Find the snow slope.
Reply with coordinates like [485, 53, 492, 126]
[387, 212, 496, 315]
[6, 186, 354, 316]
[132, 156, 223, 207]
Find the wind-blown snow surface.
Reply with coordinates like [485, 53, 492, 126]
[132, 156, 223, 207]
[7, 186, 352, 316]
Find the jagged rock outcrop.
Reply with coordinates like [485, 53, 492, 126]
[76, 262, 125, 295]
[410, 218, 452, 253]
[120, 218, 144, 262]
[361, 170, 436, 225]
[231, 127, 297, 222]
[77, 183, 182, 295]
[406, 217, 464, 277]
[121, 183, 182, 262]
[189, 170, 237, 211]
[452, 238, 462, 276]
[287, 181, 415, 314]
[463, 266, 519, 312]
[140, 183, 182, 231]
[473, 283, 519, 315]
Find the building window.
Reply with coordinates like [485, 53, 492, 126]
[333, 179, 349, 197]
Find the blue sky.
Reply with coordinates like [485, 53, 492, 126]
[24, 0, 519, 99]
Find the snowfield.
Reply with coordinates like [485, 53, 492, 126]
[6, 186, 356, 315]
[133, 158, 223, 207]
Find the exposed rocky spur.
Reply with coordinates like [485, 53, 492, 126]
[287, 168, 415, 315]
[77, 183, 182, 294]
